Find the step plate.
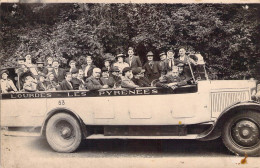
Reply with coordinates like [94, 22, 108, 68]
[86, 134, 198, 139]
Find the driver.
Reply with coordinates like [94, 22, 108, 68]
[155, 67, 186, 89]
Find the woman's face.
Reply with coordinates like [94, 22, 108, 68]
[118, 57, 123, 63]
[2, 73, 8, 80]
[49, 74, 54, 81]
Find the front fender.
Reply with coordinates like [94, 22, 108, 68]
[40, 107, 88, 138]
[197, 101, 260, 141]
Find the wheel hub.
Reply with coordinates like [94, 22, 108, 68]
[232, 120, 260, 147]
[61, 127, 72, 138]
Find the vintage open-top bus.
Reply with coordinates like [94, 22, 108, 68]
[1, 56, 260, 156]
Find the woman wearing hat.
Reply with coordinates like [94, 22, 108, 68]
[113, 53, 129, 73]
[46, 73, 59, 91]
[0, 70, 18, 93]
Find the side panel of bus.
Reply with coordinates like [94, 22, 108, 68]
[1, 95, 46, 127]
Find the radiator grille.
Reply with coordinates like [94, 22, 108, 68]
[211, 91, 250, 114]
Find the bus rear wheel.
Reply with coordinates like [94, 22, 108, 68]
[46, 113, 82, 153]
[222, 111, 260, 156]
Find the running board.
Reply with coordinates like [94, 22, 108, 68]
[86, 134, 199, 139]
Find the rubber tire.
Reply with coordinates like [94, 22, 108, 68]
[46, 113, 82, 153]
[222, 111, 260, 156]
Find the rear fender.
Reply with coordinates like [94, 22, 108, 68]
[40, 107, 88, 138]
[197, 101, 260, 141]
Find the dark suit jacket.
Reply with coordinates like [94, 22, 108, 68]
[82, 64, 96, 78]
[85, 76, 103, 90]
[125, 56, 142, 69]
[60, 80, 73, 90]
[50, 68, 66, 83]
[143, 61, 161, 82]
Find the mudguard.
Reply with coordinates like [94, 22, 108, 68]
[40, 107, 88, 138]
[197, 101, 260, 141]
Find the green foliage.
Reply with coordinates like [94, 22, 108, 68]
[1, 3, 259, 79]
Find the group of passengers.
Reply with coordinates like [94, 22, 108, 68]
[1, 47, 201, 93]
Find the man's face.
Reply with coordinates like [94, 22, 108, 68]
[128, 50, 134, 56]
[66, 74, 72, 81]
[102, 71, 109, 78]
[47, 58, 53, 65]
[140, 71, 145, 78]
[2, 73, 8, 80]
[37, 63, 44, 68]
[93, 69, 101, 79]
[105, 61, 110, 67]
[86, 57, 92, 65]
[70, 63, 76, 68]
[112, 71, 120, 77]
[18, 60, 24, 65]
[72, 73, 78, 78]
[160, 55, 166, 61]
[178, 67, 184, 74]
[172, 70, 179, 77]
[167, 51, 174, 59]
[52, 62, 59, 68]
[39, 76, 45, 82]
[78, 71, 84, 79]
[147, 56, 153, 61]
[179, 49, 186, 56]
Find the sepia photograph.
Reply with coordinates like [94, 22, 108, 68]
[1, 1, 260, 168]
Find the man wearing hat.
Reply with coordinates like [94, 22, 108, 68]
[36, 73, 47, 91]
[0, 69, 18, 93]
[113, 53, 129, 73]
[36, 58, 45, 75]
[143, 51, 161, 83]
[132, 67, 150, 87]
[17, 56, 25, 66]
[159, 51, 168, 74]
[125, 47, 142, 69]
[107, 66, 121, 88]
[121, 67, 139, 88]
[70, 68, 82, 90]
[100, 67, 109, 85]
[49, 59, 66, 83]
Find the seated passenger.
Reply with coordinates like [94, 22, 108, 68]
[46, 73, 59, 91]
[43, 56, 54, 74]
[77, 69, 86, 90]
[121, 67, 139, 88]
[50, 59, 66, 84]
[107, 66, 121, 88]
[113, 53, 129, 73]
[85, 68, 108, 90]
[143, 51, 161, 83]
[60, 72, 73, 90]
[70, 68, 81, 90]
[83, 56, 96, 79]
[36, 73, 47, 91]
[155, 67, 186, 89]
[132, 67, 150, 87]
[23, 75, 38, 92]
[100, 67, 109, 85]
[0, 69, 18, 93]
[69, 60, 77, 73]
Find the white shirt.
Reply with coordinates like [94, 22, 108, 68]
[1, 79, 18, 93]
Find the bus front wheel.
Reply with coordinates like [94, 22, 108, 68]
[222, 111, 260, 156]
[46, 113, 82, 153]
